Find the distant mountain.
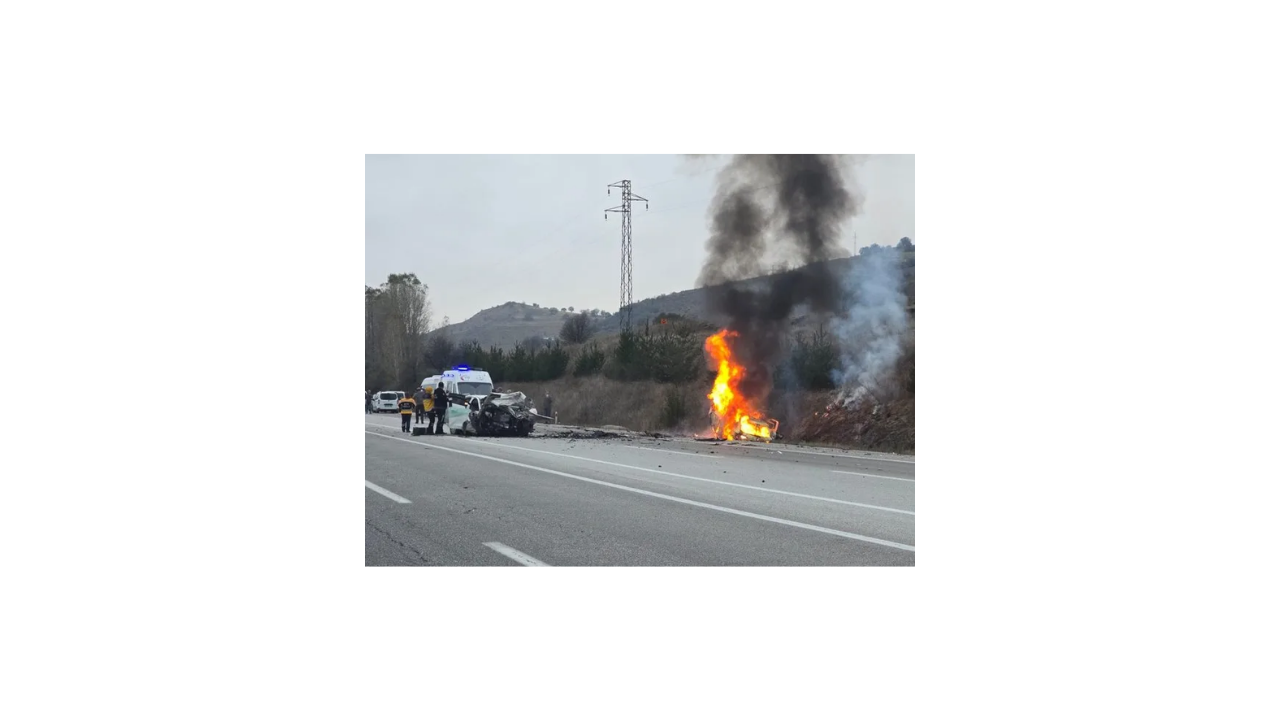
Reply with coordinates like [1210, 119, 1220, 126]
[426, 302, 613, 351]
[429, 252, 914, 350]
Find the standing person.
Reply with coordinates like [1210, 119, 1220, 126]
[542, 391, 553, 421]
[413, 386, 428, 425]
[432, 382, 449, 435]
[398, 394, 415, 433]
[421, 385, 436, 433]
[365, 390, 372, 415]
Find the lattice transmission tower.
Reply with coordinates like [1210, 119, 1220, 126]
[605, 180, 648, 331]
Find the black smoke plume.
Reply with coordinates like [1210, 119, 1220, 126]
[697, 154, 863, 405]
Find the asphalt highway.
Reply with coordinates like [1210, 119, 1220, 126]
[364, 413, 915, 566]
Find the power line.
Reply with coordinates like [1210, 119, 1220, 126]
[605, 180, 649, 332]
[527, 174, 775, 248]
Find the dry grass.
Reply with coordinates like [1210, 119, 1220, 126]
[526, 377, 711, 434]
[522, 376, 913, 453]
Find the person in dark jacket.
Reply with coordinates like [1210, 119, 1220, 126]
[432, 382, 449, 435]
[398, 395, 415, 433]
[413, 386, 428, 425]
[365, 390, 372, 414]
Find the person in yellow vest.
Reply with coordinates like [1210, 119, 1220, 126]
[419, 386, 436, 432]
[398, 395, 416, 433]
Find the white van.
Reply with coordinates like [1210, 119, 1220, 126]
[374, 390, 403, 413]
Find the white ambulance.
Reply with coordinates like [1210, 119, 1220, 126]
[437, 366, 494, 433]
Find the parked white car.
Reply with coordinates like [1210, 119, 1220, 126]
[373, 391, 403, 413]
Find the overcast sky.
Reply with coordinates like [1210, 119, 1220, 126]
[365, 154, 914, 326]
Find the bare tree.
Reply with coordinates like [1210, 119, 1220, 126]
[559, 312, 593, 344]
[368, 273, 432, 390]
[365, 286, 386, 390]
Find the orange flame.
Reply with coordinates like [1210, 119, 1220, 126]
[705, 329, 777, 441]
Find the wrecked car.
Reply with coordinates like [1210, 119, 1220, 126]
[455, 391, 538, 437]
[709, 413, 782, 442]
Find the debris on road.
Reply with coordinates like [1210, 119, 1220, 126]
[529, 422, 631, 440]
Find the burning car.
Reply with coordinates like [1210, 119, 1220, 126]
[711, 411, 779, 441]
[705, 329, 781, 442]
[735, 415, 780, 441]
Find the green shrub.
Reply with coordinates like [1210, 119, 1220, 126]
[573, 342, 606, 376]
[659, 386, 689, 427]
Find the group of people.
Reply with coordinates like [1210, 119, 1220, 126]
[364, 385, 558, 432]
[397, 382, 450, 434]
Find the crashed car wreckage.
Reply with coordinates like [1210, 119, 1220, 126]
[450, 391, 538, 437]
[710, 412, 781, 442]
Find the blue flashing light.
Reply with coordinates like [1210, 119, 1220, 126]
[454, 365, 470, 371]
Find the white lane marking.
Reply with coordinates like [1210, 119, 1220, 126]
[366, 425, 916, 515]
[732, 444, 915, 464]
[832, 470, 915, 482]
[451, 437, 913, 516]
[626, 445, 722, 460]
[364, 421, 914, 464]
[483, 542, 549, 566]
[366, 431, 914, 552]
[365, 480, 411, 504]
[630, 443, 914, 480]
[366, 419, 454, 435]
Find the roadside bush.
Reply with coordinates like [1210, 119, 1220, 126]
[638, 328, 703, 383]
[789, 328, 839, 390]
[605, 330, 648, 381]
[573, 342, 606, 376]
[537, 342, 571, 380]
[658, 386, 689, 428]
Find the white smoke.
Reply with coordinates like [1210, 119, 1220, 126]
[830, 250, 909, 397]
[833, 385, 876, 411]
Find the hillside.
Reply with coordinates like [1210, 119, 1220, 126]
[406, 249, 915, 452]
[430, 251, 915, 350]
[428, 301, 615, 350]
